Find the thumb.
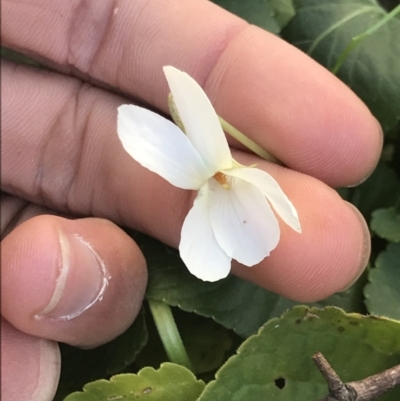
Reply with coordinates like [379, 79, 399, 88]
[1, 215, 147, 347]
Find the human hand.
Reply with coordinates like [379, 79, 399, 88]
[2, 0, 382, 400]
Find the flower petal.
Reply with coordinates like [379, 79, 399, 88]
[208, 178, 280, 266]
[179, 184, 232, 282]
[163, 66, 232, 172]
[225, 168, 301, 233]
[118, 104, 211, 190]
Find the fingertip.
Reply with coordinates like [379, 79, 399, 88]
[336, 202, 371, 291]
[341, 117, 383, 187]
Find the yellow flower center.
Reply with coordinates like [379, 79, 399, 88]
[213, 172, 230, 190]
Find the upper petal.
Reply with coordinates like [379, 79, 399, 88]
[208, 178, 280, 266]
[179, 183, 232, 282]
[225, 168, 301, 233]
[163, 66, 232, 172]
[117, 104, 211, 190]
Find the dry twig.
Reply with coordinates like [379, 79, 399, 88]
[313, 352, 400, 401]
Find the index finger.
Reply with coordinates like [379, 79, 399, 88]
[2, 0, 382, 186]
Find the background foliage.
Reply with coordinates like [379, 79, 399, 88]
[3, 0, 399, 400]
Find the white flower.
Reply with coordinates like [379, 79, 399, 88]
[117, 66, 301, 282]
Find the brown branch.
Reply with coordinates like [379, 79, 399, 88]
[312, 352, 400, 401]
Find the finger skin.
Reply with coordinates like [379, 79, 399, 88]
[1, 215, 147, 347]
[1, 318, 60, 401]
[2, 0, 381, 186]
[2, 62, 369, 301]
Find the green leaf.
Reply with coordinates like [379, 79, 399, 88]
[198, 306, 400, 401]
[63, 363, 205, 401]
[282, 0, 400, 131]
[1, 47, 42, 67]
[268, 0, 296, 28]
[175, 310, 234, 374]
[147, 263, 279, 338]
[338, 162, 400, 220]
[55, 308, 148, 400]
[365, 242, 400, 320]
[134, 231, 278, 337]
[212, 0, 281, 34]
[133, 233, 366, 339]
[371, 207, 400, 242]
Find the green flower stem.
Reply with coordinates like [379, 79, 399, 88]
[168, 91, 279, 164]
[168, 93, 186, 133]
[218, 116, 280, 164]
[332, 4, 400, 75]
[148, 299, 194, 371]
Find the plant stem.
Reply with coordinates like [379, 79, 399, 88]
[148, 299, 194, 371]
[218, 116, 280, 164]
[332, 4, 400, 75]
[168, 93, 186, 133]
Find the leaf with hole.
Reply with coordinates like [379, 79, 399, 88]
[198, 306, 400, 401]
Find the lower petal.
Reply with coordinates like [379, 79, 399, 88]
[225, 167, 301, 233]
[208, 178, 280, 266]
[179, 184, 232, 282]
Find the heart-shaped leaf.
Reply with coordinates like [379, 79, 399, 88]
[365, 243, 400, 320]
[371, 207, 400, 242]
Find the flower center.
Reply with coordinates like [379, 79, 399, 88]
[213, 172, 230, 190]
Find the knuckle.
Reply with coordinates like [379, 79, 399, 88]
[66, 0, 118, 74]
[33, 83, 95, 214]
